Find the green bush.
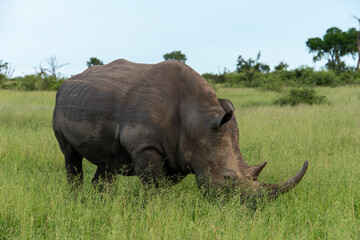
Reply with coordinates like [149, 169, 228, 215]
[202, 73, 219, 83]
[311, 70, 339, 86]
[274, 88, 327, 106]
[202, 72, 227, 84]
[204, 67, 360, 90]
[0, 74, 66, 91]
[220, 72, 247, 87]
[18, 75, 38, 90]
[0, 74, 5, 88]
[259, 75, 284, 92]
[1, 78, 18, 89]
[221, 72, 266, 88]
[339, 71, 360, 85]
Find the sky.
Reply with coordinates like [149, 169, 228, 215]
[1, 0, 359, 77]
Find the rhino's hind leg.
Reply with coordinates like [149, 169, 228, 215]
[53, 128, 83, 189]
[64, 147, 83, 188]
[92, 167, 117, 191]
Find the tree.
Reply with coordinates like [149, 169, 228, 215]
[236, 51, 270, 84]
[0, 61, 7, 85]
[353, 15, 360, 71]
[275, 61, 289, 71]
[0, 60, 15, 78]
[0, 60, 7, 71]
[0, 61, 8, 77]
[37, 55, 69, 79]
[163, 51, 187, 63]
[306, 27, 358, 72]
[236, 51, 270, 73]
[87, 57, 104, 68]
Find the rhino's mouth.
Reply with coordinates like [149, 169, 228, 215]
[196, 161, 308, 203]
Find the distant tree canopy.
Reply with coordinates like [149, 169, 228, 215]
[353, 16, 360, 70]
[236, 51, 270, 73]
[235, 51, 270, 84]
[0, 61, 7, 82]
[35, 55, 68, 79]
[306, 27, 358, 72]
[275, 61, 289, 71]
[0, 60, 15, 79]
[0, 60, 8, 71]
[87, 57, 104, 68]
[163, 51, 187, 63]
[0, 60, 8, 76]
[45, 56, 68, 79]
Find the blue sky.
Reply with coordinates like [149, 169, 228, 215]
[1, 0, 359, 77]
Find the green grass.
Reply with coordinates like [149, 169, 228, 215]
[0, 87, 359, 239]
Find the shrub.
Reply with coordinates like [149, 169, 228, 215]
[203, 67, 360, 89]
[259, 75, 284, 92]
[18, 75, 38, 90]
[0, 74, 5, 88]
[339, 71, 360, 85]
[311, 70, 339, 86]
[222, 72, 247, 87]
[202, 73, 219, 83]
[202, 71, 227, 84]
[1, 74, 66, 91]
[274, 88, 327, 106]
[222, 72, 266, 88]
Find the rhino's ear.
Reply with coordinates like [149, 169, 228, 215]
[212, 111, 233, 130]
[219, 110, 233, 128]
[218, 99, 234, 113]
[212, 102, 234, 130]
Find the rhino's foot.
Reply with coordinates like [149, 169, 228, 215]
[92, 167, 118, 192]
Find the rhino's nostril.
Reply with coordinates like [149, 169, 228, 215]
[223, 175, 237, 181]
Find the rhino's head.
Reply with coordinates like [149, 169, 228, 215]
[191, 99, 308, 203]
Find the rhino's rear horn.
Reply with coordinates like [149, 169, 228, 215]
[247, 161, 267, 180]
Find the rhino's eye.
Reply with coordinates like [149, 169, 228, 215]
[210, 124, 225, 138]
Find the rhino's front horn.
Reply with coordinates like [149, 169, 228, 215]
[257, 161, 308, 200]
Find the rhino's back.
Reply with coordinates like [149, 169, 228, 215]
[57, 59, 151, 106]
[54, 58, 217, 125]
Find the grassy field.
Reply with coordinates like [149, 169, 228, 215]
[0, 86, 359, 239]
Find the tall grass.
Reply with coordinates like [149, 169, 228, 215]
[0, 87, 359, 239]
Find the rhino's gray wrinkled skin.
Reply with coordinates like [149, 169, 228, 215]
[53, 59, 308, 201]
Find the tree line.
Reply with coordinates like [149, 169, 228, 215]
[1, 25, 360, 91]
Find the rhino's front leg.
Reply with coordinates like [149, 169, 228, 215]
[92, 167, 118, 191]
[131, 146, 164, 187]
